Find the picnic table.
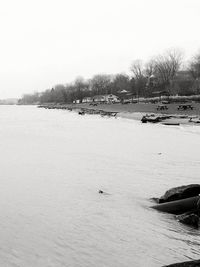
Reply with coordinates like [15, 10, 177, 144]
[156, 105, 168, 111]
[177, 104, 194, 110]
[89, 103, 98, 106]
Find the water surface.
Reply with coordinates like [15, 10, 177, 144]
[0, 105, 200, 266]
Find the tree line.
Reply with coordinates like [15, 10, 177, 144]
[19, 49, 200, 104]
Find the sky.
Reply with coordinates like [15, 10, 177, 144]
[0, 0, 200, 98]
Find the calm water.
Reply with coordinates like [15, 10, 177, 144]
[0, 105, 200, 267]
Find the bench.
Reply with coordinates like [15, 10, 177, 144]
[156, 105, 168, 111]
[177, 105, 194, 110]
[89, 103, 98, 106]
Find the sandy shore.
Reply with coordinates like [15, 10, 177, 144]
[69, 102, 200, 124]
[39, 102, 200, 125]
[73, 102, 200, 116]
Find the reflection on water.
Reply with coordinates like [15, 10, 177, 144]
[0, 105, 200, 266]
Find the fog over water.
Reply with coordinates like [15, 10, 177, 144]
[0, 105, 200, 266]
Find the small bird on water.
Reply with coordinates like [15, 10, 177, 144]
[98, 190, 110, 195]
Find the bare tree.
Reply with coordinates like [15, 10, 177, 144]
[112, 73, 131, 93]
[188, 52, 200, 79]
[130, 60, 144, 80]
[90, 74, 112, 95]
[130, 60, 147, 98]
[144, 60, 156, 77]
[153, 49, 183, 93]
[73, 77, 89, 102]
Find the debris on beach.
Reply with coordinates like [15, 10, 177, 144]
[78, 110, 85, 115]
[38, 104, 118, 118]
[161, 122, 180, 126]
[141, 114, 172, 124]
[189, 117, 200, 123]
[141, 113, 200, 125]
[141, 114, 162, 123]
[151, 184, 200, 228]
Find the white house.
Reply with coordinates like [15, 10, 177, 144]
[73, 99, 80, 104]
[93, 94, 120, 103]
[82, 97, 93, 103]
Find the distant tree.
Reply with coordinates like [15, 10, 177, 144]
[188, 52, 200, 94]
[22, 47, 200, 103]
[130, 60, 143, 80]
[111, 73, 131, 94]
[153, 49, 183, 94]
[73, 77, 89, 102]
[188, 52, 200, 79]
[144, 60, 156, 77]
[176, 79, 195, 96]
[90, 74, 112, 95]
[130, 60, 147, 98]
[65, 84, 76, 103]
[19, 92, 40, 104]
[40, 89, 54, 103]
[53, 84, 67, 103]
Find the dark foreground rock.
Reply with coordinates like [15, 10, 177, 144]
[176, 213, 200, 228]
[158, 184, 200, 203]
[151, 196, 199, 215]
[151, 184, 200, 227]
[163, 259, 200, 266]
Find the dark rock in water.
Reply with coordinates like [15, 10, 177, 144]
[159, 184, 200, 203]
[176, 213, 199, 228]
[163, 259, 200, 266]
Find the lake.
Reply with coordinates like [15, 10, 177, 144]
[0, 105, 200, 266]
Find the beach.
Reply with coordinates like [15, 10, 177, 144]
[38, 102, 200, 125]
[75, 102, 200, 115]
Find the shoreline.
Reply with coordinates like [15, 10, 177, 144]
[38, 102, 200, 125]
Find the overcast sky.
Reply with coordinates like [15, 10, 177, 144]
[0, 0, 200, 98]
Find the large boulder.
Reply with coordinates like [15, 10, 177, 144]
[159, 184, 200, 203]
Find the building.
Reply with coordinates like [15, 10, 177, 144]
[93, 94, 120, 103]
[73, 99, 80, 104]
[82, 97, 93, 103]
